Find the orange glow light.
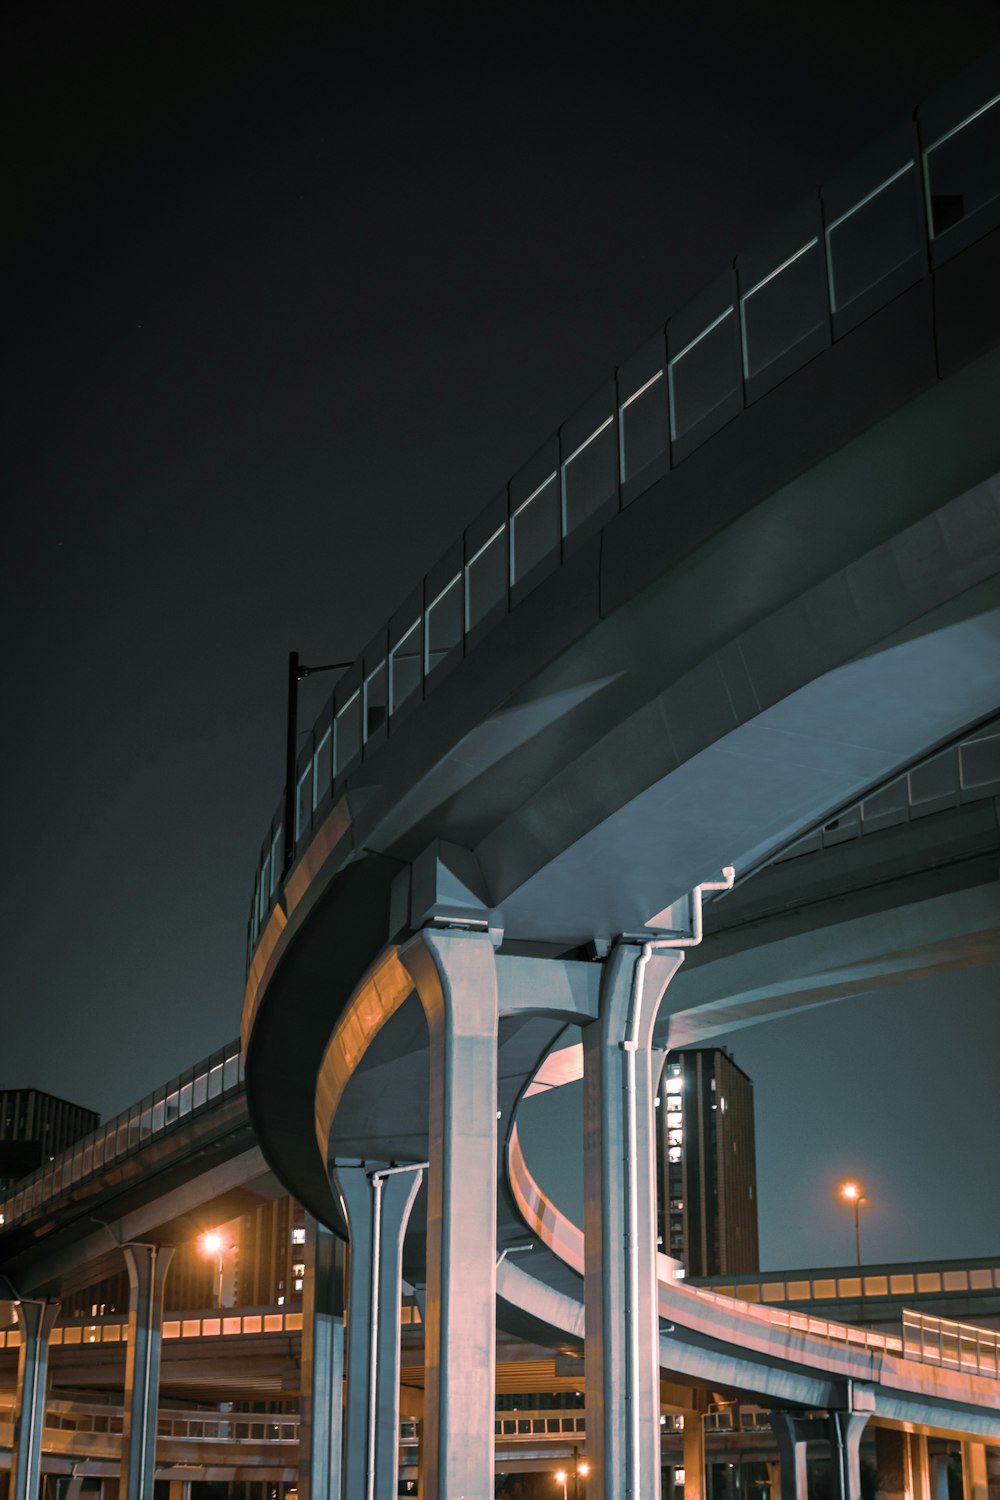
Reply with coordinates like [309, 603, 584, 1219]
[200, 1230, 225, 1257]
[839, 1181, 861, 1202]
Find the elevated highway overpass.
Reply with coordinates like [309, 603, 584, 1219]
[4, 49, 1000, 1500]
[237, 49, 1000, 1500]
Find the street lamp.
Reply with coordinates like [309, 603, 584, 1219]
[555, 1456, 590, 1500]
[200, 1229, 229, 1307]
[839, 1181, 866, 1267]
[283, 651, 352, 876]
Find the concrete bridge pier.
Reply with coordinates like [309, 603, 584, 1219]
[961, 1441, 990, 1500]
[120, 1242, 174, 1500]
[332, 1161, 424, 1500]
[582, 942, 685, 1500]
[10, 1297, 60, 1500]
[400, 927, 500, 1500]
[770, 1410, 871, 1500]
[682, 1409, 707, 1500]
[908, 1433, 933, 1500]
[768, 1412, 815, 1500]
[297, 1216, 345, 1500]
[830, 1411, 870, 1500]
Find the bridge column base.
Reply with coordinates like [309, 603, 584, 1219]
[400, 926, 499, 1500]
[10, 1297, 60, 1500]
[121, 1243, 174, 1500]
[582, 942, 685, 1500]
[333, 1161, 423, 1500]
[297, 1216, 345, 1500]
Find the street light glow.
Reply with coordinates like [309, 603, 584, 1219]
[201, 1230, 224, 1256]
[838, 1181, 867, 1266]
[555, 1473, 568, 1485]
[578, 1462, 590, 1477]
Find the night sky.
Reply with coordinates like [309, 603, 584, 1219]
[4, 2, 999, 1267]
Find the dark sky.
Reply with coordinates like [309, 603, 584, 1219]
[3, 1, 999, 1265]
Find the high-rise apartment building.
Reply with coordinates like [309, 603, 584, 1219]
[0, 1088, 100, 1189]
[657, 1047, 758, 1279]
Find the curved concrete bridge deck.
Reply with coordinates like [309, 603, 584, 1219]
[239, 51, 1000, 1500]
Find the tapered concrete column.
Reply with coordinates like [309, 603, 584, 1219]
[399, 927, 499, 1500]
[334, 1164, 374, 1500]
[962, 1443, 989, 1500]
[333, 1162, 425, 1500]
[683, 1411, 706, 1500]
[875, 1427, 907, 1500]
[372, 1167, 424, 1500]
[930, 1453, 952, 1500]
[298, 1216, 345, 1500]
[769, 1413, 813, 1500]
[10, 1297, 60, 1500]
[582, 942, 684, 1500]
[120, 1242, 174, 1500]
[830, 1412, 869, 1500]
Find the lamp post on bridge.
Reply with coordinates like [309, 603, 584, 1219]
[200, 1229, 232, 1308]
[839, 1181, 866, 1267]
[284, 649, 352, 876]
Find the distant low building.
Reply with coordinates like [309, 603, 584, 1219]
[658, 1048, 759, 1278]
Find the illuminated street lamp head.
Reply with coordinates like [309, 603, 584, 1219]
[200, 1230, 224, 1256]
[555, 1474, 568, 1485]
[840, 1181, 863, 1202]
[578, 1461, 591, 1477]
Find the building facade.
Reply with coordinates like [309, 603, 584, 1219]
[659, 1047, 759, 1278]
[0, 1088, 99, 1190]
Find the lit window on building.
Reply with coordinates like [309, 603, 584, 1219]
[294, 1277, 304, 1292]
[291, 1227, 305, 1245]
[292, 1262, 305, 1278]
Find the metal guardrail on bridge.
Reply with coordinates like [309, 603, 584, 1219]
[903, 1310, 1000, 1379]
[0, 1041, 244, 1230]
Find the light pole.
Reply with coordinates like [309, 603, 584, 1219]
[555, 1456, 590, 1500]
[200, 1230, 228, 1307]
[283, 651, 352, 876]
[839, 1181, 866, 1267]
